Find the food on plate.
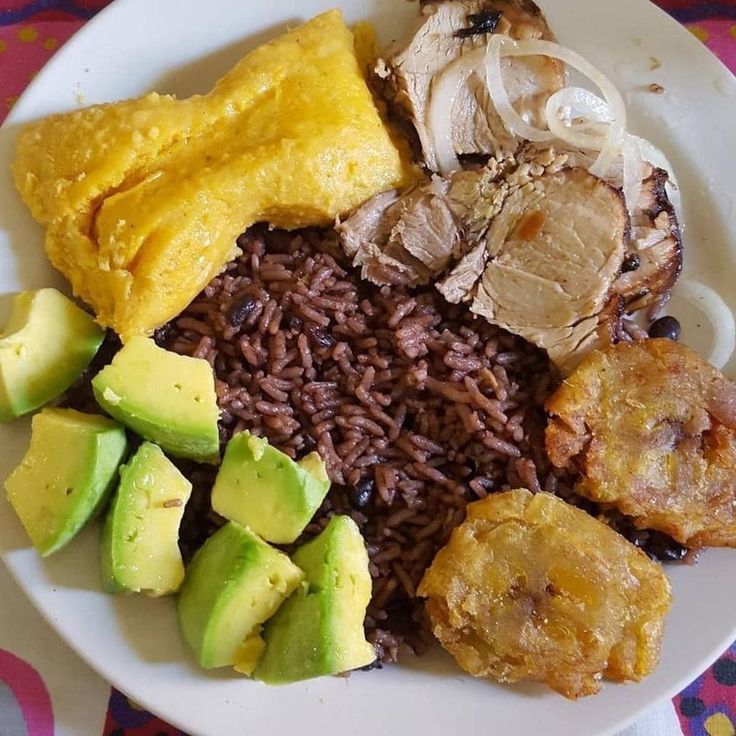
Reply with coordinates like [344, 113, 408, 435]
[548, 146, 683, 315]
[4, 408, 127, 556]
[211, 431, 330, 545]
[101, 442, 193, 596]
[255, 515, 376, 683]
[0, 288, 104, 422]
[341, 0, 685, 371]
[12, 10, 414, 339]
[377, 0, 566, 172]
[418, 490, 672, 698]
[177, 522, 303, 674]
[6, 0, 734, 699]
[340, 145, 629, 372]
[92, 336, 220, 464]
[163, 227, 581, 662]
[546, 339, 736, 547]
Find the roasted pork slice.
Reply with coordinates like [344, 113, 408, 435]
[378, 0, 565, 171]
[336, 178, 462, 286]
[469, 167, 628, 372]
[524, 143, 684, 314]
[546, 340, 736, 548]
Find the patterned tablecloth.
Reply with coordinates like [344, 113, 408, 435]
[1, 1, 736, 735]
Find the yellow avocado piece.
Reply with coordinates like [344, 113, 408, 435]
[13, 10, 415, 339]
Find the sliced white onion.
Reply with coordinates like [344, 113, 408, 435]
[485, 35, 555, 142]
[621, 134, 645, 216]
[427, 46, 487, 174]
[629, 135, 680, 190]
[676, 279, 736, 369]
[629, 134, 683, 226]
[545, 87, 611, 150]
[492, 36, 627, 177]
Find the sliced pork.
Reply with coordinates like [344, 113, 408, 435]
[378, 0, 565, 171]
[524, 143, 684, 313]
[469, 166, 628, 372]
[336, 178, 461, 287]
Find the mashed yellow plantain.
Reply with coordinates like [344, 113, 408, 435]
[13, 10, 415, 339]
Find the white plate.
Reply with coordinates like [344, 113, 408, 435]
[1, 1, 735, 735]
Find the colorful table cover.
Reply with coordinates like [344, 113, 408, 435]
[1, 1, 736, 734]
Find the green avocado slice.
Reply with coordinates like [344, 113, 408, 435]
[101, 442, 192, 597]
[4, 408, 128, 556]
[177, 522, 304, 673]
[255, 515, 376, 684]
[211, 431, 330, 544]
[0, 288, 105, 422]
[92, 336, 220, 463]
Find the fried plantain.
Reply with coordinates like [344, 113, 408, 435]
[546, 339, 736, 547]
[417, 490, 672, 699]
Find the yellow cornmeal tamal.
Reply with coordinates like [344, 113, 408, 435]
[13, 10, 414, 339]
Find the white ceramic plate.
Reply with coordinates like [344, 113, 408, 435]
[1, 1, 735, 734]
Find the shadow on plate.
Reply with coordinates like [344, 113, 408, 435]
[392, 642, 550, 698]
[108, 591, 186, 665]
[152, 19, 300, 98]
[36, 522, 105, 592]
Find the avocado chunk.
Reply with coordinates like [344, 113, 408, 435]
[0, 288, 105, 422]
[4, 408, 127, 556]
[177, 522, 303, 673]
[92, 336, 220, 463]
[255, 515, 376, 683]
[101, 442, 192, 597]
[211, 431, 330, 544]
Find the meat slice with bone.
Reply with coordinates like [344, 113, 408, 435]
[346, 0, 684, 372]
[378, 0, 565, 172]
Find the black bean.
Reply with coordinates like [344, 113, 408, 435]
[348, 478, 375, 509]
[648, 316, 681, 341]
[309, 326, 337, 349]
[284, 314, 303, 332]
[227, 296, 258, 327]
[301, 433, 317, 453]
[153, 323, 173, 347]
[456, 10, 502, 37]
[621, 253, 641, 273]
[643, 531, 689, 562]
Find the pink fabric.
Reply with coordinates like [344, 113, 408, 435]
[0, 649, 54, 736]
[692, 19, 736, 69]
[1, 21, 81, 113]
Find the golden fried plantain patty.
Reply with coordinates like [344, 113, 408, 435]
[417, 490, 672, 699]
[546, 339, 736, 547]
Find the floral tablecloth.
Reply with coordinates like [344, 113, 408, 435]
[1, 1, 736, 735]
